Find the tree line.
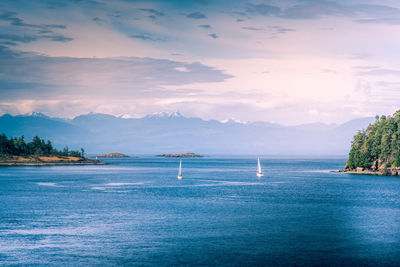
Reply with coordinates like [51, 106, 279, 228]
[346, 110, 400, 169]
[0, 134, 85, 158]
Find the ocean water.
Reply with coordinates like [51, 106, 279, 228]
[1, 157, 400, 266]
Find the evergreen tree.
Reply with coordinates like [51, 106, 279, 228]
[0, 134, 85, 158]
[346, 110, 400, 169]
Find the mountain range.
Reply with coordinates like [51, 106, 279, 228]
[0, 112, 375, 155]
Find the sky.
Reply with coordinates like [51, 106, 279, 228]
[1, 0, 400, 125]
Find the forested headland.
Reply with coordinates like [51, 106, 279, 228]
[0, 134, 103, 166]
[0, 134, 85, 158]
[344, 110, 400, 175]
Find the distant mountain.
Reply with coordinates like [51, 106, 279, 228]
[0, 112, 375, 155]
[0, 113, 92, 148]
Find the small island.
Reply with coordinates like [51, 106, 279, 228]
[0, 134, 104, 166]
[156, 152, 203, 158]
[97, 153, 130, 158]
[340, 110, 400, 176]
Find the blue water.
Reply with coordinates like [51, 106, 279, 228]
[1, 157, 400, 266]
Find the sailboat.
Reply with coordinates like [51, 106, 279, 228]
[177, 160, 183, 179]
[257, 157, 264, 177]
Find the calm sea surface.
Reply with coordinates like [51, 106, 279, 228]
[1, 157, 400, 266]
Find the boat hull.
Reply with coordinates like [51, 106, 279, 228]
[257, 173, 264, 177]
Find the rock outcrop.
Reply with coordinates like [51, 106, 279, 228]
[156, 152, 202, 158]
[98, 153, 129, 158]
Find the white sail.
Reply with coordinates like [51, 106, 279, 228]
[257, 157, 264, 177]
[177, 160, 183, 179]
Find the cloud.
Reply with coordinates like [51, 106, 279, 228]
[245, 4, 281, 16]
[198, 24, 211, 29]
[186, 12, 206, 19]
[0, 45, 233, 118]
[44, 24, 67, 29]
[350, 4, 400, 24]
[0, 10, 72, 46]
[0, 11, 36, 27]
[353, 66, 380, 70]
[355, 67, 400, 76]
[271, 26, 295, 34]
[0, 41, 17, 46]
[281, 1, 349, 19]
[375, 81, 400, 88]
[355, 18, 400, 24]
[175, 66, 190, 72]
[245, 1, 351, 19]
[137, 8, 164, 17]
[130, 33, 164, 42]
[240, 25, 295, 39]
[242, 26, 263, 31]
[354, 79, 372, 99]
[0, 11, 68, 29]
[243, 1, 400, 25]
[321, 68, 336, 74]
[0, 34, 37, 43]
[0, 33, 72, 44]
[0, 46, 233, 102]
[0, 0, 399, 124]
[92, 17, 105, 24]
[43, 35, 73, 42]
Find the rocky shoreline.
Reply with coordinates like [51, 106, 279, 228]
[0, 161, 106, 167]
[336, 167, 400, 176]
[0, 156, 105, 167]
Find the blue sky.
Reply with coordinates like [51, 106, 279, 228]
[1, 0, 400, 124]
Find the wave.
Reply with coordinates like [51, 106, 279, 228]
[36, 182, 61, 187]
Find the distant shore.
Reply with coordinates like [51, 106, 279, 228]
[156, 152, 203, 158]
[0, 156, 105, 167]
[96, 152, 130, 158]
